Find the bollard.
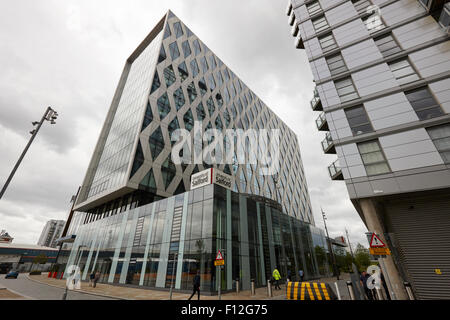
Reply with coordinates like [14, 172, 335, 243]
[267, 279, 273, 297]
[251, 279, 256, 296]
[346, 281, 356, 300]
[61, 286, 68, 300]
[235, 278, 240, 295]
[404, 282, 415, 300]
[375, 288, 384, 300]
[334, 282, 341, 300]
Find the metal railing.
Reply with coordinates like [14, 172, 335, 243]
[310, 87, 322, 110]
[316, 112, 327, 130]
[321, 132, 334, 153]
[328, 159, 342, 179]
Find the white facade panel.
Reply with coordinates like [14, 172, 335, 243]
[381, 0, 425, 27]
[333, 19, 369, 47]
[319, 0, 342, 11]
[341, 39, 383, 69]
[429, 78, 450, 114]
[409, 42, 450, 78]
[388, 152, 444, 171]
[393, 16, 444, 50]
[352, 63, 399, 97]
[293, 5, 309, 22]
[325, 2, 357, 27]
[379, 128, 431, 148]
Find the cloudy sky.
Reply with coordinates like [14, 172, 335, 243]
[0, 0, 368, 247]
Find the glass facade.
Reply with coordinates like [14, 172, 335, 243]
[62, 185, 329, 292]
[75, 11, 315, 227]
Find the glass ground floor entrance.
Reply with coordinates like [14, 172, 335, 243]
[60, 184, 331, 293]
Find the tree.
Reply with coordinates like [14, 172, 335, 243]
[29, 254, 48, 272]
[354, 243, 371, 272]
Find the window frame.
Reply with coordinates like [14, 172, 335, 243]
[357, 140, 391, 176]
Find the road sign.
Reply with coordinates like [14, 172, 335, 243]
[215, 250, 224, 261]
[215, 250, 224, 266]
[214, 260, 225, 266]
[370, 247, 391, 256]
[369, 233, 386, 248]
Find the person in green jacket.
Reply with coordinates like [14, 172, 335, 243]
[272, 267, 281, 290]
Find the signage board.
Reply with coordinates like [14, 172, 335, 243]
[369, 247, 391, 256]
[190, 168, 232, 191]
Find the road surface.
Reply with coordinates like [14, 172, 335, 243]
[0, 274, 116, 300]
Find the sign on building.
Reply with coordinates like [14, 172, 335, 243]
[190, 168, 233, 191]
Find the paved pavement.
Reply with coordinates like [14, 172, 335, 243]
[0, 274, 116, 300]
[29, 274, 288, 300]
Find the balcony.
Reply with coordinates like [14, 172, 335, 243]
[328, 160, 343, 180]
[286, 2, 293, 16]
[295, 34, 304, 49]
[321, 132, 336, 154]
[316, 112, 329, 131]
[292, 22, 299, 37]
[289, 11, 295, 26]
[310, 87, 323, 111]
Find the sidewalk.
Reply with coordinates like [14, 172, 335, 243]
[28, 274, 288, 300]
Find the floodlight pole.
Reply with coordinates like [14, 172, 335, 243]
[0, 107, 58, 200]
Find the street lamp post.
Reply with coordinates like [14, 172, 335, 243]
[321, 208, 339, 280]
[0, 107, 58, 201]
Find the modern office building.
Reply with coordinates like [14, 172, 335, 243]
[287, 0, 449, 299]
[37, 220, 66, 248]
[60, 10, 332, 293]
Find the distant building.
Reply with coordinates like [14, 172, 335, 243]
[0, 243, 58, 273]
[0, 230, 13, 244]
[37, 220, 66, 248]
[331, 236, 348, 256]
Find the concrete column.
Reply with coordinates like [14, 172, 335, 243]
[359, 198, 408, 300]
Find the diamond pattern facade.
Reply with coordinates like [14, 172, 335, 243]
[75, 11, 314, 225]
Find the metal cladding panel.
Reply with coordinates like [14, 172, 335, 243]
[385, 195, 450, 299]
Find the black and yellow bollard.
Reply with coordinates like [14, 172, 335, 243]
[286, 281, 338, 300]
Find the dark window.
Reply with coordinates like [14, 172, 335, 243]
[318, 33, 338, 52]
[358, 140, 390, 175]
[193, 39, 202, 56]
[173, 22, 183, 38]
[388, 58, 420, 85]
[427, 124, 450, 163]
[178, 62, 189, 82]
[345, 105, 373, 135]
[374, 33, 402, 57]
[351, 0, 372, 14]
[163, 65, 176, 88]
[306, 1, 322, 16]
[335, 77, 359, 103]
[173, 87, 185, 111]
[182, 40, 191, 58]
[312, 15, 330, 33]
[169, 42, 180, 60]
[190, 59, 200, 78]
[326, 53, 348, 76]
[405, 87, 443, 120]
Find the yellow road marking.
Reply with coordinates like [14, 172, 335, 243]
[301, 282, 306, 300]
[306, 282, 315, 300]
[320, 283, 330, 300]
[313, 282, 322, 300]
[293, 282, 299, 300]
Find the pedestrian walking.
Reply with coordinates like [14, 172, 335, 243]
[188, 270, 201, 300]
[360, 271, 373, 300]
[89, 272, 95, 287]
[93, 271, 100, 288]
[272, 267, 281, 290]
[287, 270, 292, 283]
[298, 269, 304, 282]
